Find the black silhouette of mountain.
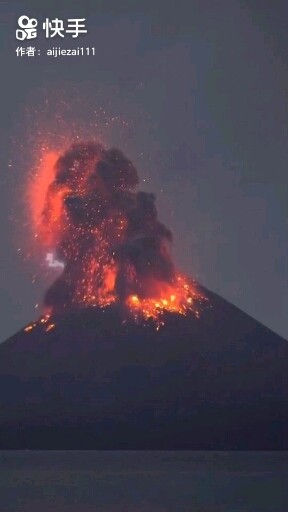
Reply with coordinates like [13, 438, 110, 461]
[0, 285, 287, 449]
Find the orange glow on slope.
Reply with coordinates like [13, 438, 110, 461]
[45, 323, 55, 332]
[126, 275, 206, 327]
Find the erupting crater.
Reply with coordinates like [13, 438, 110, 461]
[28, 141, 207, 328]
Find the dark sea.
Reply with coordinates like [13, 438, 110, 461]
[0, 451, 287, 511]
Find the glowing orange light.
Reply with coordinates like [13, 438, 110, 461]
[24, 325, 34, 332]
[24, 140, 207, 328]
[28, 151, 60, 236]
[45, 323, 56, 332]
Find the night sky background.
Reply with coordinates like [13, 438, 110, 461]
[0, 0, 287, 342]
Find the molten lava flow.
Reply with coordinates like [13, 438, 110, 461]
[126, 275, 204, 327]
[28, 141, 206, 326]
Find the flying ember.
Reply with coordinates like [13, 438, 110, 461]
[29, 141, 206, 326]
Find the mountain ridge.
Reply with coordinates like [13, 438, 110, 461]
[0, 285, 287, 449]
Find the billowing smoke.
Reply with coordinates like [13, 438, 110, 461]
[42, 142, 179, 315]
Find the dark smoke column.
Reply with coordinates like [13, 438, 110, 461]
[43, 142, 177, 314]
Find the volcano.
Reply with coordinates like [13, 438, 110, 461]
[1, 141, 287, 449]
[0, 288, 287, 450]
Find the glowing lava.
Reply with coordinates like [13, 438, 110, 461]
[26, 141, 206, 327]
[126, 275, 204, 328]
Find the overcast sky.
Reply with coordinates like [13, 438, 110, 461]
[0, 0, 287, 341]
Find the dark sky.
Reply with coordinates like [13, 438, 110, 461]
[0, 0, 287, 341]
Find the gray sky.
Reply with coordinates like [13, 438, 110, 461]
[0, 0, 287, 341]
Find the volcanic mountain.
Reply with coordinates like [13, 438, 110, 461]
[1, 141, 286, 449]
[0, 288, 287, 450]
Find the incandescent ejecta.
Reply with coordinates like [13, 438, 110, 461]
[33, 141, 206, 326]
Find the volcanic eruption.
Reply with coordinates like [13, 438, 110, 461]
[31, 141, 206, 326]
[0, 140, 287, 450]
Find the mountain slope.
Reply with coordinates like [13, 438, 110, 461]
[0, 286, 287, 449]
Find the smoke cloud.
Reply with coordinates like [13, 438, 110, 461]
[42, 142, 178, 313]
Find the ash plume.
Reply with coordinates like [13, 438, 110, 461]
[42, 142, 178, 314]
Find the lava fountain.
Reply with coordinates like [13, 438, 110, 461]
[27, 141, 206, 327]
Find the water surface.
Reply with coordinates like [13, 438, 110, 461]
[0, 451, 287, 511]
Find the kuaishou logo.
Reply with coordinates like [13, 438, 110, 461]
[16, 15, 88, 40]
[16, 15, 38, 41]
